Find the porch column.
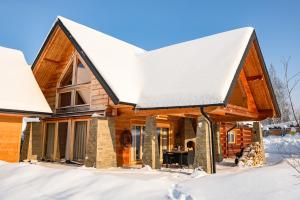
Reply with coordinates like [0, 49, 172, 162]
[213, 123, 223, 162]
[142, 116, 160, 169]
[85, 117, 117, 168]
[193, 116, 212, 174]
[252, 121, 266, 163]
[20, 122, 42, 161]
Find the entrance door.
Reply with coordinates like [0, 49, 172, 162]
[73, 121, 87, 162]
[45, 123, 55, 160]
[58, 122, 68, 160]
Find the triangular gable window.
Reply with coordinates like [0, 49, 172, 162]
[75, 90, 90, 105]
[57, 53, 91, 110]
[60, 61, 73, 87]
[76, 60, 91, 84]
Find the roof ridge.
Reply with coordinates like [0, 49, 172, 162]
[145, 27, 254, 54]
[57, 15, 145, 53]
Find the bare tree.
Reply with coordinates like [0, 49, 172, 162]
[283, 57, 300, 127]
[268, 64, 290, 123]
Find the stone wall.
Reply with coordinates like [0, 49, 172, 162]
[213, 123, 223, 162]
[183, 118, 196, 149]
[85, 118, 97, 167]
[85, 117, 117, 168]
[193, 116, 212, 173]
[142, 116, 160, 169]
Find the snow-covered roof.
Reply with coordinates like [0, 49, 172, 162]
[0, 46, 52, 114]
[55, 16, 255, 108]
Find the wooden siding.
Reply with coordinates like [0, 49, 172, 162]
[0, 115, 23, 162]
[33, 26, 112, 113]
[220, 123, 253, 158]
[115, 116, 179, 166]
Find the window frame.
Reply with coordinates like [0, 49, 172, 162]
[227, 131, 236, 144]
[56, 52, 92, 109]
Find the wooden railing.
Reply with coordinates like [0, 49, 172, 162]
[56, 105, 90, 114]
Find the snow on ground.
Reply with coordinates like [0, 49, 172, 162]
[264, 133, 300, 154]
[0, 162, 189, 200]
[0, 134, 300, 200]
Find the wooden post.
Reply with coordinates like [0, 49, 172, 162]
[65, 120, 72, 161]
[53, 123, 59, 161]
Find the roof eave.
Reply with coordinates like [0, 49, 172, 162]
[0, 108, 52, 116]
[223, 30, 281, 118]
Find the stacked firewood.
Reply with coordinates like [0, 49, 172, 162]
[238, 142, 264, 167]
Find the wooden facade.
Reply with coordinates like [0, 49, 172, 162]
[29, 22, 280, 169]
[0, 114, 23, 162]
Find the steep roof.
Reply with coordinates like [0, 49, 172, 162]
[34, 16, 277, 111]
[0, 46, 52, 114]
[136, 27, 253, 108]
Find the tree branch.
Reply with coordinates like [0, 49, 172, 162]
[288, 71, 300, 83]
[289, 78, 300, 93]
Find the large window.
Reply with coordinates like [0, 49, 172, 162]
[44, 123, 55, 160]
[57, 54, 91, 109]
[73, 121, 88, 162]
[131, 126, 169, 162]
[131, 126, 145, 161]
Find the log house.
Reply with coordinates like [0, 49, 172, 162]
[26, 16, 280, 173]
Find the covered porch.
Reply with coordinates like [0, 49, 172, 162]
[113, 102, 272, 173]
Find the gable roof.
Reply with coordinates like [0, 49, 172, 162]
[33, 16, 279, 114]
[0, 46, 52, 114]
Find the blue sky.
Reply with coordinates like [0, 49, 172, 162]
[0, 0, 299, 107]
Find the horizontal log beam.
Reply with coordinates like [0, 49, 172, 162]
[118, 107, 204, 117]
[246, 75, 263, 81]
[209, 104, 270, 121]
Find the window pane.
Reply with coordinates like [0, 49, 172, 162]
[156, 128, 161, 153]
[73, 121, 87, 161]
[76, 60, 91, 84]
[58, 122, 68, 159]
[59, 92, 72, 107]
[75, 89, 90, 105]
[228, 132, 235, 143]
[60, 63, 73, 87]
[162, 128, 169, 151]
[45, 123, 55, 160]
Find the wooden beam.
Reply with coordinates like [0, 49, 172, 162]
[246, 75, 263, 81]
[239, 69, 258, 112]
[118, 107, 201, 117]
[33, 26, 61, 74]
[44, 58, 60, 64]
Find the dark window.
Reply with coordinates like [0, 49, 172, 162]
[59, 92, 72, 107]
[75, 90, 90, 105]
[60, 64, 73, 87]
[58, 122, 68, 159]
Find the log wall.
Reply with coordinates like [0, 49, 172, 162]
[220, 123, 253, 158]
